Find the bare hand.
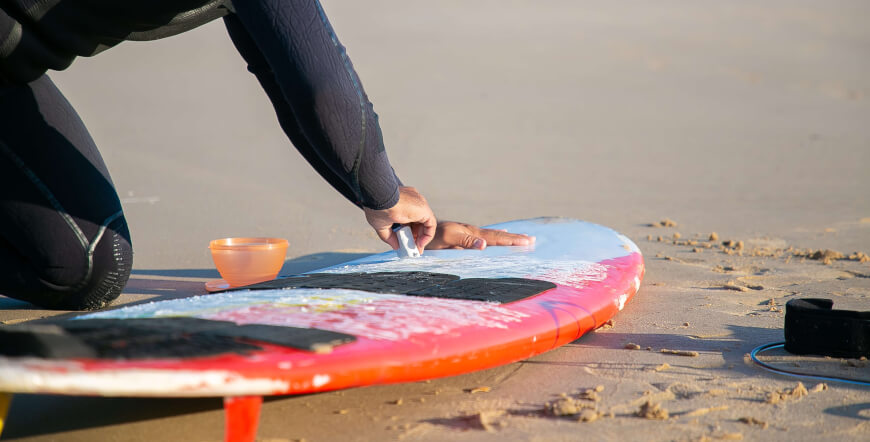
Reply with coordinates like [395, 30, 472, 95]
[364, 187, 437, 252]
[426, 221, 535, 250]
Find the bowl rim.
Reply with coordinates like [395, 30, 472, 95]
[208, 237, 289, 251]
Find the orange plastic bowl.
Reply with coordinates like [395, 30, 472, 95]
[208, 237, 288, 287]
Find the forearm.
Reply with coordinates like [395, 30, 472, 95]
[230, 0, 399, 209]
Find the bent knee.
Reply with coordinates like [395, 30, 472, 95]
[37, 258, 92, 289]
[47, 229, 133, 310]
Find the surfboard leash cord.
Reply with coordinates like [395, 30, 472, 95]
[749, 341, 870, 387]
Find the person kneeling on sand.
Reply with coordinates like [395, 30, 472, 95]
[0, 0, 532, 310]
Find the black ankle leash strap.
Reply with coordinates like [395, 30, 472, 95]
[785, 298, 870, 359]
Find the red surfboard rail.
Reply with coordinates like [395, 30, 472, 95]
[0, 219, 643, 397]
[0, 218, 644, 441]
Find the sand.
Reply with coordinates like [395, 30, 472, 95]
[2, 0, 869, 440]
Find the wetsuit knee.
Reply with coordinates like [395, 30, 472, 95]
[52, 220, 133, 311]
[36, 253, 94, 290]
[13, 220, 133, 311]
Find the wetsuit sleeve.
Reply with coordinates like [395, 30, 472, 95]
[229, 0, 400, 210]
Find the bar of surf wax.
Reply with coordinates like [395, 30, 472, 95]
[394, 225, 421, 259]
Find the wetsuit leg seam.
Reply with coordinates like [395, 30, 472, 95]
[80, 210, 124, 290]
[82, 216, 130, 309]
[0, 139, 113, 292]
[0, 140, 90, 249]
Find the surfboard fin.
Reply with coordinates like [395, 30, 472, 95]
[0, 393, 11, 438]
[224, 395, 262, 442]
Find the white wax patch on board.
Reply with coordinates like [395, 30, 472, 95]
[81, 288, 530, 342]
[322, 255, 608, 290]
[335, 218, 639, 270]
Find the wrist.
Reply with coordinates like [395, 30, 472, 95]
[360, 185, 400, 211]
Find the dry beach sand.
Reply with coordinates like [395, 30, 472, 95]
[2, 1, 869, 440]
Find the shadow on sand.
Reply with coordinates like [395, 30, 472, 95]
[131, 250, 372, 281]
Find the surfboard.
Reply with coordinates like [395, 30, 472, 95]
[0, 217, 644, 441]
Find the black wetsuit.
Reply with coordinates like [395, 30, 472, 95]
[0, 0, 401, 310]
